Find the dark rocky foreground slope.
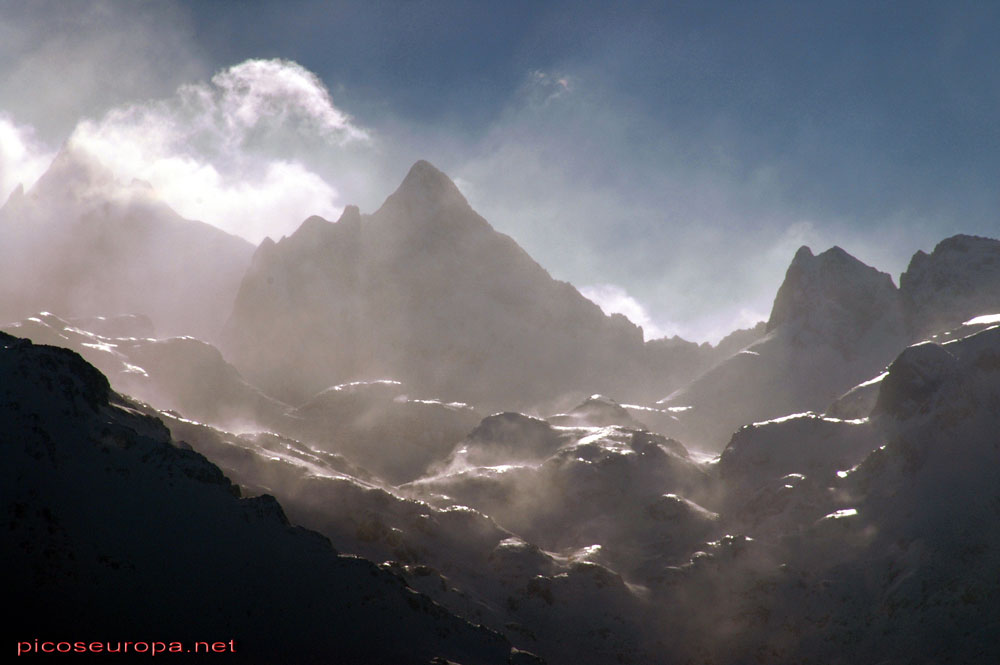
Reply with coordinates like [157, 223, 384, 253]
[0, 331, 530, 664]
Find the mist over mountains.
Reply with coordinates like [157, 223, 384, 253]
[4, 148, 1000, 664]
[221, 159, 731, 412]
[0, 147, 253, 340]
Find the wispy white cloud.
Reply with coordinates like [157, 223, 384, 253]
[527, 70, 574, 106]
[580, 283, 674, 341]
[211, 59, 368, 143]
[0, 114, 55, 204]
[67, 58, 368, 242]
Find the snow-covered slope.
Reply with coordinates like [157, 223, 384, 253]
[406, 418, 710, 582]
[548, 394, 649, 429]
[784, 323, 1000, 663]
[718, 413, 881, 503]
[0, 331, 526, 664]
[287, 379, 483, 484]
[661, 324, 1000, 664]
[158, 399, 675, 664]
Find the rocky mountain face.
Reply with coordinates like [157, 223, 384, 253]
[900, 234, 1000, 340]
[660, 245, 909, 450]
[658, 235, 1000, 452]
[766, 245, 904, 341]
[0, 331, 530, 664]
[221, 161, 715, 410]
[0, 147, 254, 341]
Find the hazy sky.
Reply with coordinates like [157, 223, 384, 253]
[2, 0, 998, 342]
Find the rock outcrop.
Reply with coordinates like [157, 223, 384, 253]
[900, 234, 1000, 339]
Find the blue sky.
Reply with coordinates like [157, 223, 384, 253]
[2, 1, 998, 341]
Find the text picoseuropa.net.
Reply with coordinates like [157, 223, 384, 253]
[16, 640, 237, 656]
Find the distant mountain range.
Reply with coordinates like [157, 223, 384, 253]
[5, 150, 1000, 664]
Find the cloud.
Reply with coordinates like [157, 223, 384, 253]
[526, 70, 574, 106]
[211, 59, 368, 143]
[580, 282, 769, 345]
[67, 58, 368, 242]
[0, 114, 55, 204]
[580, 283, 674, 341]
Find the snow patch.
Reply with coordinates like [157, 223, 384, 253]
[963, 313, 1000, 326]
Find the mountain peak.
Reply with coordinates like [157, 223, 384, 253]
[338, 204, 361, 223]
[401, 159, 453, 188]
[767, 245, 901, 334]
[791, 245, 814, 264]
[787, 245, 863, 274]
[30, 143, 118, 200]
[803, 245, 855, 269]
[900, 233, 1000, 338]
[932, 233, 1000, 253]
[377, 159, 470, 221]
